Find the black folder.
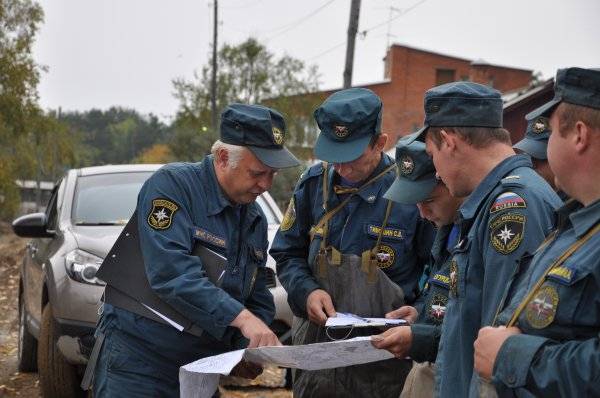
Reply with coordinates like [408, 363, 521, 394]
[96, 210, 228, 336]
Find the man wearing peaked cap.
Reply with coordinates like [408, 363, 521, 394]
[409, 81, 562, 398]
[474, 67, 600, 397]
[270, 88, 435, 397]
[89, 103, 298, 396]
[513, 114, 564, 194]
[372, 134, 465, 397]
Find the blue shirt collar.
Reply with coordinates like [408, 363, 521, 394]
[565, 198, 600, 238]
[330, 153, 394, 203]
[459, 154, 532, 221]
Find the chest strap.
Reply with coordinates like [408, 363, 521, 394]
[505, 222, 600, 327]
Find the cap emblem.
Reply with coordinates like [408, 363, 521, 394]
[400, 155, 415, 175]
[532, 117, 549, 134]
[272, 127, 284, 145]
[334, 125, 349, 138]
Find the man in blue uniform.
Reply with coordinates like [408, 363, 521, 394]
[270, 88, 434, 397]
[403, 81, 562, 397]
[372, 136, 464, 397]
[92, 104, 300, 396]
[474, 67, 600, 397]
[514, 113, 560, 192]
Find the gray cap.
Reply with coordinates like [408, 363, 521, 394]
[528, 67, 600, 119]
[513, 114, 551, 160]
[405, 81, 503, 145]
[384, 132, 437, 204]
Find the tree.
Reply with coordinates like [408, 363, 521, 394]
[0, 0, 44, 219]
[172, 37, 322, 164]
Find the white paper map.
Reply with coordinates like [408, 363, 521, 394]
[179, 336, 395, 398]
[325, 312, 409, 328]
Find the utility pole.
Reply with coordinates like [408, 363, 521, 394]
[343, 0, 361, 88]
[210, 0, 218, 133]
[386, 6, 401, 49]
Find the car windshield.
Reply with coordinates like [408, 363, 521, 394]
[71, 170, 280, 226]
[72, 172, 154, 225]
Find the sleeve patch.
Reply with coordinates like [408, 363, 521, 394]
[489, 212, 526, 254]
[490, 191, 527, 213]
[280, 197, 296, 232]
[147, 198, 179, 230]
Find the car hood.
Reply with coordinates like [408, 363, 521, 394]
[70, 225, 124, 259]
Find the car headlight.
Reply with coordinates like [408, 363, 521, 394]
[64, 249, 105, 286]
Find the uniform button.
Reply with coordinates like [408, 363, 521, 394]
[507, 375, 516, 385]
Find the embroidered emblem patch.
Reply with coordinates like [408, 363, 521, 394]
[532, 117, 549, 134]
[367, 225, 404, 240]
[334, 125, 349, 138]
[280, 197, 296, 232]
[399, 155, 415, 175]
[428, 293, 448, 323]
[375, 245, 395, 269]
[147, 198, 179, 230]
[194, 228, 227, 248]
[526, 285, 559, 329]
[490, 192, 527, 213]
[272, 126, 284, 145]
[547, 265, 576, 285]
[489, 213, 526, 255]
[449, 259, 458, 297]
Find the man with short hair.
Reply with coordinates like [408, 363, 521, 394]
[270, 88, 434, 398]
[404, 81, 562, 397]
[474, 67, 600, 397]
[91, 104, 299, 396]
[372, 136, 464, 397]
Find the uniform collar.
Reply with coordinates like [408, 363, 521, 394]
[567, 198, 600, 238]
[431, 223, 453, 262]
[330, 153, 394, 203]
[203, 155, 237, 216]
[459, 154, 532, 221]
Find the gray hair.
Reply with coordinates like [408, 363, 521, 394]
[211, 140, 246, 168]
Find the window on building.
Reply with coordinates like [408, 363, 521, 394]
[436, 69, 456, 85]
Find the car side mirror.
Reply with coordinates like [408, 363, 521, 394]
[12, 212, 55, 238]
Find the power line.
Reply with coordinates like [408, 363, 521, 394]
[306, 0, 429, 61]
[266, 0, 337, 40]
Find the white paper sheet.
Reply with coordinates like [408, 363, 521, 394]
[179, 336, 395, 398]
[325, 312, 409, 328]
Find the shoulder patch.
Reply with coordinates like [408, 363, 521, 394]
[147, 198, 179, 230]
[525, 285, 558, 329]
[490, 191, 527, 213]
[489, 212, 526, 255]
[280, 197, 296, 232]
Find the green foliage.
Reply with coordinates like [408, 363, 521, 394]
[172, 37, 322, 162]
[59, 107, 170, 166]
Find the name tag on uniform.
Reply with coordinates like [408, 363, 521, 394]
[429, 273, 451, 289]
[193, 227, 227, 248]
[366, 225, 404, 240]
[547, 265, 576, 285]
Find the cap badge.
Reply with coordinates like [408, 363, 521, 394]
[400, 155, 415, 175]
[532, 117, 549, 134]
[334, 125, 349, 138]
[272, 127, 284, 145]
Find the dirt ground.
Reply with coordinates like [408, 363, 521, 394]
[0, 223, 290, 398]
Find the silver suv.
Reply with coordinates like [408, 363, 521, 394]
[12, 164, 292, 397]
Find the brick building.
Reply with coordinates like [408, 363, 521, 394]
[317, 44, 534, 147]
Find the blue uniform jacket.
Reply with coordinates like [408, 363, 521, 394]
[409, 223, 457, 363]
[98, 156, 275, 371]
[434, 154, 562, 398]
[270, 154, 434, 318]
[492, 199, 600, 397]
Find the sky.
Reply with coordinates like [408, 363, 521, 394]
[33, 0, 600, 122]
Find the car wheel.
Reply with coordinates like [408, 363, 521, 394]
[38, 304, 85, 398]
[17, 291, 38, 372]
